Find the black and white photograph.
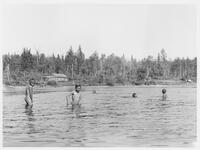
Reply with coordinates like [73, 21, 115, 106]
[1, 0, 199, 148]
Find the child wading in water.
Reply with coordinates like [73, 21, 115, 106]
[66, 84, 82, 117]
[66, 84, 82, 107]
[24, 78, 35, 107]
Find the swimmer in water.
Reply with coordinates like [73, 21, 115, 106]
[132, 93, 137, 98]
[162, 89, 167, 100]
[24, 78, 35, 107]
[121, 93, 137, 98]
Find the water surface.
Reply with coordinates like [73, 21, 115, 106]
[3, 86, 196, 147]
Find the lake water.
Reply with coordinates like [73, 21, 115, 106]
[3, 86, 196, 147]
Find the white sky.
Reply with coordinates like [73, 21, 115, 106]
[2, 4, 197, 60]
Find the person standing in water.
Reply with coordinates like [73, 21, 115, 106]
[66, 84, 82, 107]
[162, 88, 167, 100]
[24, 78, 35, 106]
[66, 84, 82, 117]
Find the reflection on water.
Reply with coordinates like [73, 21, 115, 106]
[3, 86, 196, 147]
[71, 104, 81, 118]
[25, 105, 33, 116]
[24, 105, 36, 135]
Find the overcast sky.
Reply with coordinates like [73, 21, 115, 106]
[2, 4, 197, 60]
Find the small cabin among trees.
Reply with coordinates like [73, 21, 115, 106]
[44, 73, 68, 82]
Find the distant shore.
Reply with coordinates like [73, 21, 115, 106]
[3, 79, 197, 95]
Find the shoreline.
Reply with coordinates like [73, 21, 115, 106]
[3, 82, 197, 95]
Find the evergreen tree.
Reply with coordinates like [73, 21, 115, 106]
[20, 48, 34, 72]
[65, 46, 75, 79]
[76, 45, 85, 75]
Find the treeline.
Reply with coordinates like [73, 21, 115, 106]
[3, 46, 197, 86]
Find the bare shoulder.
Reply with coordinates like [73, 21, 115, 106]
[71, 90, 76, 95]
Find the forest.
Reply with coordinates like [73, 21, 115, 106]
[3, 45, 197, 86]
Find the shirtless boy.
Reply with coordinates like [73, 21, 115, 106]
[24, 78, 35, 106]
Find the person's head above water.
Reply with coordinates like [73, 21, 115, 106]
[29, 78, 35, 87]
[162, 89, 167, 94]
[75, 84, 81, 93]
[132, 93, 137, 98]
